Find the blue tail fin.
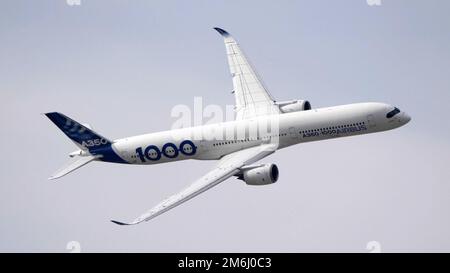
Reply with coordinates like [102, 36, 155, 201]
[45, 112, 112, 151]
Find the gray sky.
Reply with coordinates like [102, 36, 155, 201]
[1, 0, 449, 252]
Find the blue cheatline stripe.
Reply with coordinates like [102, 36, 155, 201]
[90, 145, 129, 164]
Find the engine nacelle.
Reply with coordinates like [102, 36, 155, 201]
[277, 100, 312, 113]
[238, 164, 279, 186]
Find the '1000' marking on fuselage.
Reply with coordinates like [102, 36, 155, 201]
[135, 140, 197, 162]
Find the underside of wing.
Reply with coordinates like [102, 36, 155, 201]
[111, 144, 277, 225]
[214, 27, 280, 120]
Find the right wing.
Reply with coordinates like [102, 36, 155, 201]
[214, 27, 280, 120]
[111, 143, 277, 225]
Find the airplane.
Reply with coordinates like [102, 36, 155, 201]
[45, 27, 411, 225]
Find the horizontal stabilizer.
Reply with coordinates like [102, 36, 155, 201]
[49, 155, 99, 180]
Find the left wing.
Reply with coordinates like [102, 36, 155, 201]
[111, 144, 277, 225]
[214, 27, 281, 120]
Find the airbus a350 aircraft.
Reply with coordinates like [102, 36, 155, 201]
[46, 28, 410, 225]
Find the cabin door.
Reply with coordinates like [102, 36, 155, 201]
[367, 114, 376, 129]
[289, 127, 298, 140]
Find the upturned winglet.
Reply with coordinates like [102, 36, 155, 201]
[213, 27, 230, 37]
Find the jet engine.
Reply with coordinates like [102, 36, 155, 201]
[237, 164, 279, 186]
[276, 100, 312, 113]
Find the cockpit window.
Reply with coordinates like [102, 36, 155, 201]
[386, 107, 401, 118]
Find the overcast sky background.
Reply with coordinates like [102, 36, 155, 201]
[1, 0, 449, 252]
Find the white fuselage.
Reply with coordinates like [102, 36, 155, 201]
[109, 102, 410, 165]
